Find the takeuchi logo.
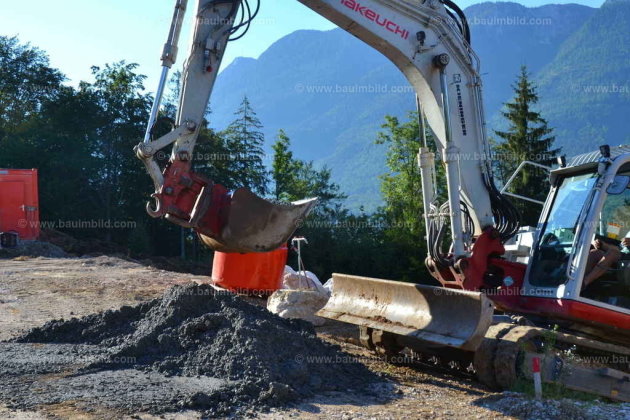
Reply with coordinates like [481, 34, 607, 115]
[340, 0, 411, 40]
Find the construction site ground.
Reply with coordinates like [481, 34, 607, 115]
[1, 255, 628, 420]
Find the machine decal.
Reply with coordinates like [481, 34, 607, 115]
[455, 82, 467, 136]
[340, 0, 410, 40]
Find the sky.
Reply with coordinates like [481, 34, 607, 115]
[1, 0, 606, 94]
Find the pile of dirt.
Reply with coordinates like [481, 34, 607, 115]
[39, 229, 127, 256]
[0, 240, 67, 259]
[9, 283, 379, 417]
[40, 229, 212, 274]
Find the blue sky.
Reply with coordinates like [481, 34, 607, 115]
[1, 0, 605, 93]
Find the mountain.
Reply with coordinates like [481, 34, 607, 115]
[535, 0, 630, 154]
[209, 2, 599, 211]
[465, 2, 595, 121]
[210, 29, 412, 210]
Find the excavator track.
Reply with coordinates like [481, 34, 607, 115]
[473, 323, 515, 390]
[492, 326, 541, 389]
[481, 325, 630, 401]
[359, 323, 630, 401]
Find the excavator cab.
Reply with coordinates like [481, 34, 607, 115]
[529, 171, 598, 288]
[523, 145, 630, 323]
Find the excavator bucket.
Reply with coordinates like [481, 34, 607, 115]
[317, 274, 495, 351]
[199, 188, 317, 253]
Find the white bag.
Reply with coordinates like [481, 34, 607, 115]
[267, 289, 329, 326]
[281, 267, 326, 295]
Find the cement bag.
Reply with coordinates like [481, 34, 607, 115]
[283, 265, 296, 276]
[267, 289, 329, 326]
[282, 269, 326, 295]
[280, 265, 305, 289]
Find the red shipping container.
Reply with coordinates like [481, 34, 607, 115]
[212, 245, 288, 294]
[0, 169, 40, 240]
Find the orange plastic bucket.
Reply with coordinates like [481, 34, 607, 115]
[211, 245, 288, 293]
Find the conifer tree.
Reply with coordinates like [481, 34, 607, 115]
[222, 96, 269, 195]
[271, 129, 345, 210]
[494, 66, 560, 225]
[271, 129, 301, 200]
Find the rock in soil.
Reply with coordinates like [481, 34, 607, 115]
[2, 283, 380, 417]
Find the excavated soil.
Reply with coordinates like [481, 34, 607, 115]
[1, 255, 629, 419]
[0, 241, 67, 259]
[1, 284, 380, 417]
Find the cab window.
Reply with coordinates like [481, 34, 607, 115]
[530, 173, 596, 287]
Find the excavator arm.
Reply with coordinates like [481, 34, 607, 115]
[135, 0, 317, 253]
[136, 0, 518, 264]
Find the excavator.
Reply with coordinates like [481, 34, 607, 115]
[136, 0, 630, 401]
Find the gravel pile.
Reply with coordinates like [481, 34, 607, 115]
[479, 392, 630, 420]
[6, 283, 377, 417]
[0, 240, 67, 259]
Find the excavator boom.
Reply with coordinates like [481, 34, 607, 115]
[136, 0, 316, 253]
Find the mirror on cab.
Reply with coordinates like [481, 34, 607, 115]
[607, 175, 630, 195]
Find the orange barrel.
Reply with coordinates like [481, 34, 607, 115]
[211, 245, 288, 293]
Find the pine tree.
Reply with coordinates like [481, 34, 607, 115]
[494, 66, 560, 226]
[271, 129, 346, 210]
[221, 96, 269, 195]
[271, 130, 301, 200]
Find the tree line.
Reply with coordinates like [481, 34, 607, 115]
[0, 35, 558, 283]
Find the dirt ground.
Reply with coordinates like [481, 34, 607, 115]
[0, 256, 627, 419]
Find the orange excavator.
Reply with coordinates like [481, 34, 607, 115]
[136, 0, 629, 400]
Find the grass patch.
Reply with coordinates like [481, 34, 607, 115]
[511, 378, 603, 403]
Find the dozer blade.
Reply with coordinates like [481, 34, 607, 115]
[317, 274, 494, 351]
[199, 188, 317, 253]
